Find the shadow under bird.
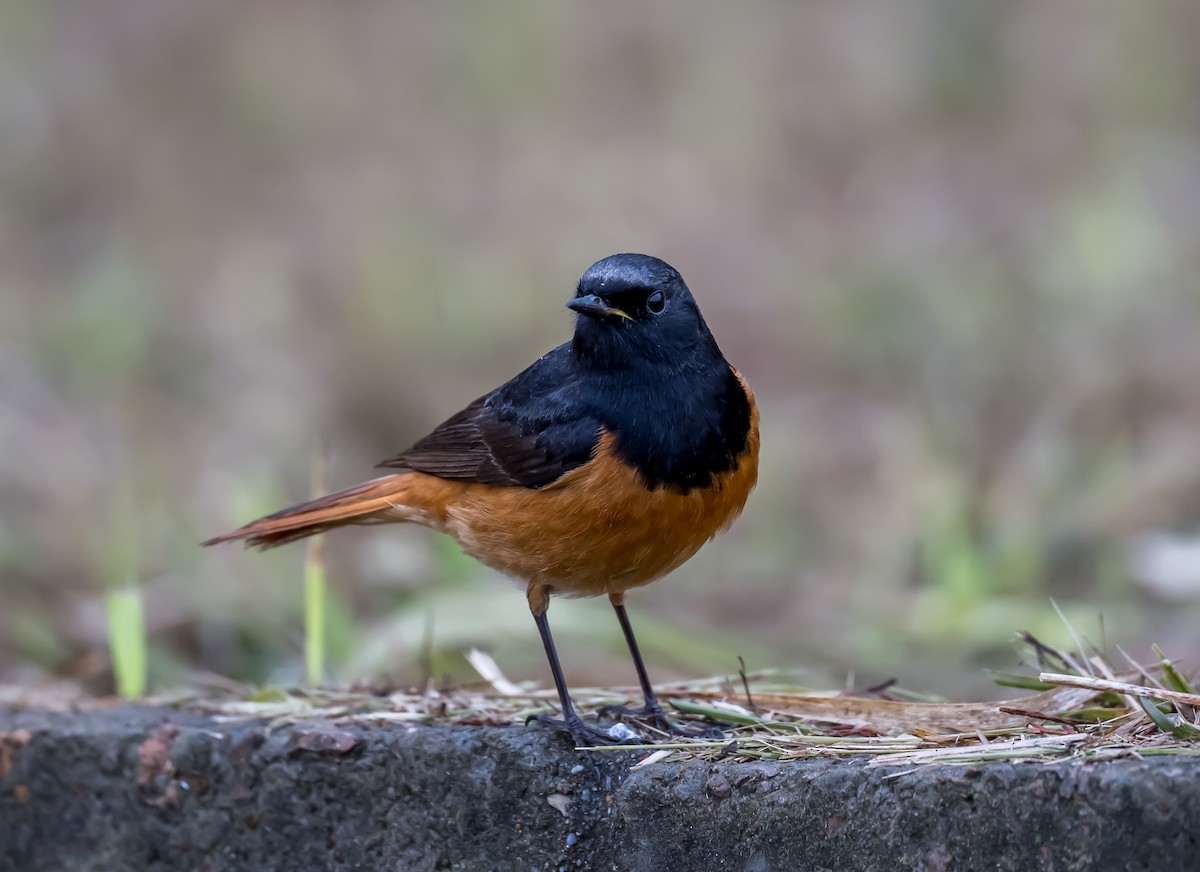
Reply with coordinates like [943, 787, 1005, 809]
[204, 253, 759, 746]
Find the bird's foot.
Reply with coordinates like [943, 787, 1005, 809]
[596, 702, 726, 740]
[525, 712, 644, 748]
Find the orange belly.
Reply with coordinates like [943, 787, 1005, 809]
[438, 423, 759, 596]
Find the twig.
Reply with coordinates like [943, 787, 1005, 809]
[998, 707, 1084, 728]
[737, 656, 757, 712]
[1039, 672, 1200, 707]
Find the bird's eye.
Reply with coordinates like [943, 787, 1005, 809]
[646, 291, 666, 315]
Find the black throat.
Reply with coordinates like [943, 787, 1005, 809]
[572, 344, 752, 492]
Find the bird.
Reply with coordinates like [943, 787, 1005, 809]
[204, 253, 760, 746]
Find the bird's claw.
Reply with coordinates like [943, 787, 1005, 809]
[596, 702, 726, 739]
[525, 712, 644, 747]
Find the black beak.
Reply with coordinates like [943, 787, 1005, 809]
[567, 294, 632, 322]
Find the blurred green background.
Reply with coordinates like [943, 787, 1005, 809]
[2, 0, 1199, 700]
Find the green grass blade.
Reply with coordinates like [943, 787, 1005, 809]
[669, 699, 762, 726]
[249, 684, 293, 703]
[106, 587, 146, 700]
[1136, 696, 1200, 740]
[304, 444, 328, 687]
[1153, 645, 1196, 694]
[987, 670, 1054, 691]
[305, 540, 327, 687]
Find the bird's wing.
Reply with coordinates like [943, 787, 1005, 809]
[377, 350, 602, 489]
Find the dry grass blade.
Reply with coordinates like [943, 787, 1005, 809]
[630, 749, 674, 769]
[665, 685, 1097, 735]
[866, 734, 1089, 768]
[465, 649, 525, 696]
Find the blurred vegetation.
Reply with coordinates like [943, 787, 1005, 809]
[1, 0, 1198, 699]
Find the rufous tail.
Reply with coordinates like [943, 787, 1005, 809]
[202, 473, 438, 549]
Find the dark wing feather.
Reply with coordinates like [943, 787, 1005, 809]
[376, 396, 513, 484]
[377, 349, 602, 488]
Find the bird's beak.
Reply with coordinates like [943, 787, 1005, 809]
[567, 294, 633, 322]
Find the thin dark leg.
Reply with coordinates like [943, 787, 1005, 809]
[533, 607, 582, 724]
[601, 594, 725, 739]
[525, 589, 640, 747]
[611, 598, 663, 718]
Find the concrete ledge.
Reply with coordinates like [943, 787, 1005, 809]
[1, 706, 1197, 871]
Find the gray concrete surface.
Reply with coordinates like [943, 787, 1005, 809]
[1, 706, 1196, 870]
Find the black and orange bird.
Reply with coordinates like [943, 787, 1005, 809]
[204, 254, 759, 745]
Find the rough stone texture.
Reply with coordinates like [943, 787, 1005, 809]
[1, 706, 1197, 871]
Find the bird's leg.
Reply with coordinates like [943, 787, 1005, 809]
[608, 592, 664, 721]
[524, 584, 640, 747]
[598, 592, 725, 739]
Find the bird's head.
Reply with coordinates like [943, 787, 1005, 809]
[567, 253, 716, 370]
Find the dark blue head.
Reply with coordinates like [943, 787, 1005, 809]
[567, 254, 718, 370]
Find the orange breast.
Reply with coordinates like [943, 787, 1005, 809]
[435, 381, 760, 597]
